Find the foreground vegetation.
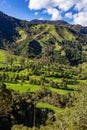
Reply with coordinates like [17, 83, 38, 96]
[0, 49, 87, 130]
[0, 11, 87, 130]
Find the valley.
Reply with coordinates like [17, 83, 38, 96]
[0, 11, 87, 130]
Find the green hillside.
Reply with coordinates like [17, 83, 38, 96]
[0, 11, 87, 65]
[0, 11, 87, 130]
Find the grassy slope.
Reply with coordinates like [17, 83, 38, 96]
[17, 24, 76, 52]
[5, 82, 71, 95]
[36, 102, 65, 113]
[0, 49, 31, 66]
[33, 24, 76, 53]
[0, 49, 81, 96]
[33, 24, 62, 44]
[49, 87, 72, 94]
[0, 49, 7, 62]
[0, 49, 87, 114]
[0, 49, 8, 67]
[6, 83, 40, 93]
[16, 29, 27, 43]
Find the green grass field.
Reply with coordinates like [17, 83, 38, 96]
[49, 87, 72, 94]
[0, 49, 76, 96]
[5, 82, 71, 95]
[6, 83, 41, 93]
[46, 77, 62, 83]
[36, 102, 65, 113]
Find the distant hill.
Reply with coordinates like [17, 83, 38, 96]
[0, 11, 87, 65]
[30, 19, 69, 25]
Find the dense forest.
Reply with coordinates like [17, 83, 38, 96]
[0, 11, 87, 130]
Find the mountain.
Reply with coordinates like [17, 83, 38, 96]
[0, 11, 30, 48]
[0, 11, 87, 65]
[30, 19, 69, 25]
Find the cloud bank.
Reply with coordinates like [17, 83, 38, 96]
[28, 0, 87, 26]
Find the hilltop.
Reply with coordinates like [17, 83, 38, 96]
[0, 11, 87, 65]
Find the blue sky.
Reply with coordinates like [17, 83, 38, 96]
[0, 0, 87, 26]
[0, 0, 34, 20]
[0, 0, 50, 21]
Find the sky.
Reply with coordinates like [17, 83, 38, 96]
[0, 0, 87, 26]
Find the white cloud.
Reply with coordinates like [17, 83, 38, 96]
[34, 12, 38, 15]
[47, 8, 62, 20]
[29, 0, 74, 11]
[73, 11, 87, 26]
[65, 12, 73, 19]
[74, 0, 87, 11]
[29, 0, 51, 10]
[39, 17, 44, 20]
[28, 0, 87, 26]
[72, 0, 87, 26]
[54, 0, 74, 11]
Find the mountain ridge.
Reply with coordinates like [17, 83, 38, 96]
[0, 11, 87, 65]
[0, 11, 87, 28]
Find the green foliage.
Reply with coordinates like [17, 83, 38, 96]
[0, 11, 87, 66]
[0, 11, 87, 130]
[70, 84, 87, 130]
[16, 29, 27, 43]
[27, 40, 42, 58]
[0, 83, 12, 115]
